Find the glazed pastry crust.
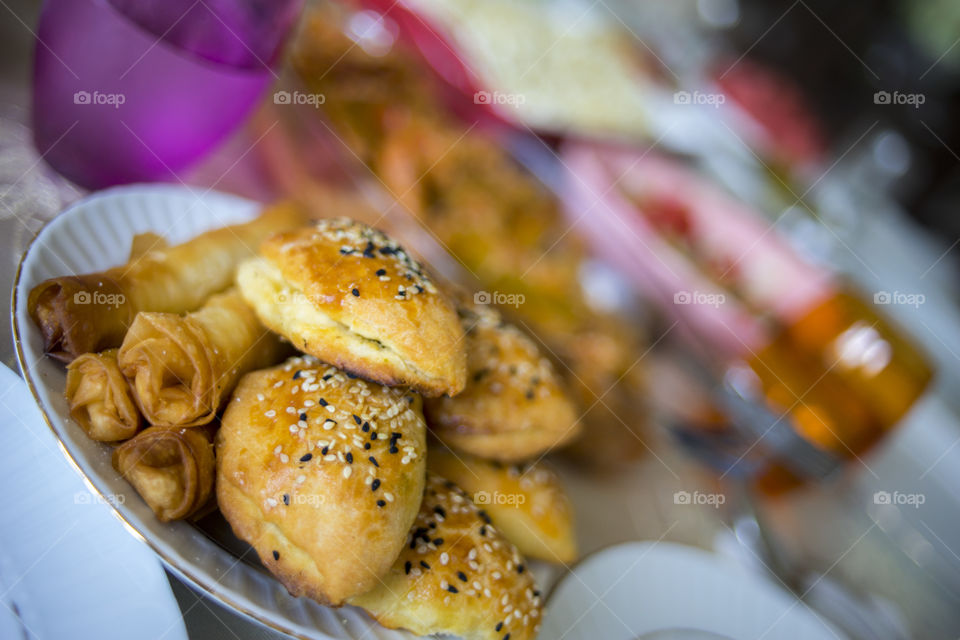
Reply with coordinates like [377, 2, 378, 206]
[237, 219, 466, 397]
[427, 447, 577, 564]
[216, 356, 427, 605]
[349, 473, 542, 640]
[425, 302, 579, 461]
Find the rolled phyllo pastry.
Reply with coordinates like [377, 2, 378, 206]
[428, 447, 577, 564]
[117, 289, 288, 428]
[425, 301, 580, 462]
[216, 356, 427, 605]
[28, 202, 306, 362]
[236, 217, 466, 397]
[349, 473, 543, 640]
[112, 425, 215, 522]
[64, 348, 141, 442]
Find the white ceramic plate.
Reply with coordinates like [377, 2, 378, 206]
[12, 185, 419, 640]
[540, 541, 846, 640]
[0, 362, 187, 640]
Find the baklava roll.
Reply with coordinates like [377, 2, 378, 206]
[112, 425, 215, 522]
[64, 349, 141, 442]
[28, 202, 306, 362]
[118, 289, 288, 428]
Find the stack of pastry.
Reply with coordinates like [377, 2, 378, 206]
[31, 211, 582, 639]
[289, 5, 650, 466]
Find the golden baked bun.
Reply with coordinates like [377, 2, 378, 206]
[349, 473, 542, 640]
[425, 302, 580, 462]
[236, 218, 466, 397]
[427, 447, 577, 564]
[216, 355, 427, 605]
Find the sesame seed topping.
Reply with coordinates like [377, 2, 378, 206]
[342, 466, 352, 479]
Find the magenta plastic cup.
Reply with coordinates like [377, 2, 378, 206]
[32, 0, 301, 190]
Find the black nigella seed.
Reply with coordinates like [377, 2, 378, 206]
[480, 525, 487, 537]
[322, 374, 332, 381]
[371, 479, 381, 491]
[433, 506, 446, 518]
[364, 442, 371, 450]
[352, 288, 360, 297]
[370, 432, 378, 440]
[340, 247, 353, 255]
[533, 590, 541, 597]
[433, 538, 444, 546]
[457, 571, 467, 582]
[353, 414, 362, 425]
[376, 268, 386, 276]
[504, 634, 511, 640]
[346, 372, 358, 379]
[517, 564, 525, 574]
[420, 560, 430, 569]
[446, 585, 458, 594]
[377, 499, 386, 507]
[272, 550, 280, 561]
[369, 456, 379, 467]
[345, 452, 353, 464]
[318, 398, 328, 407]
[389, 446, 399, 454]
[321, 446, 329, 455]
[495, 621, 503, 632]
[299, 453, 312, 462]
[282, 494, 290, 505]
[299, 412, 308, 421]
[362, 421, 370, 432]
[404, 561, 412, 575]
[478, 510, 492, 524]
[292, 370, 302, 379]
